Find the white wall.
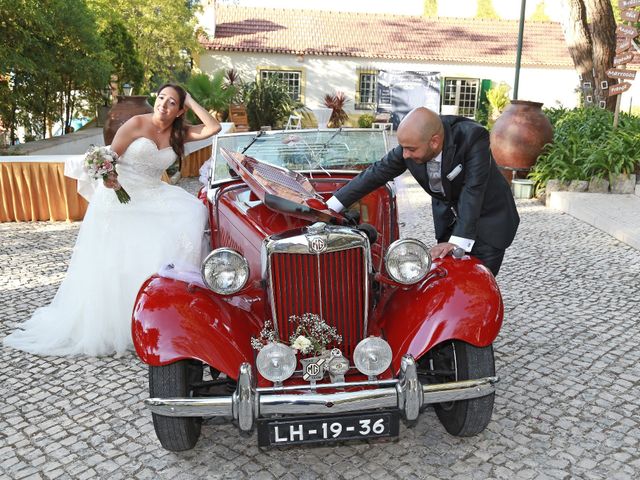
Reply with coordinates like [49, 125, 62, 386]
[200, 51, 581, 113]
[6, 128, 105, 155]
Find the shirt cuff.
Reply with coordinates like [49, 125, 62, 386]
[449, 236, 475, 252]
[327, 196, 345, 213]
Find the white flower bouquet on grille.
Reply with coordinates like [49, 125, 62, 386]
[251, 313, 342, 356]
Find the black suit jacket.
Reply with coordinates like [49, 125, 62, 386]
[335, 116, 519, 250]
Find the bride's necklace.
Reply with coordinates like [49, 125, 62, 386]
[152, 120, 169, 135]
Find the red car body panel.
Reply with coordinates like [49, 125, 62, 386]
[382, 256, 503, 372]
[132, 276, 263, 379]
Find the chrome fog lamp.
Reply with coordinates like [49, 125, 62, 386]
[256, 342, 297, 383]
[353, 337, 392, 377]
[201, 248, 249, 295]
[384, 238, 431, 285]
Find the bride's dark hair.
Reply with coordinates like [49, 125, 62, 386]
[156, 83, 188, 165]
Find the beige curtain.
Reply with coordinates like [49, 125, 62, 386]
[1, 144, 212, 222]
[0, 162, 88, 222]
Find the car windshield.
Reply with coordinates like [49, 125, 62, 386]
[211, 129, 388, 183]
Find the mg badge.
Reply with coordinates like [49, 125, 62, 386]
[308, 236, 327, 254]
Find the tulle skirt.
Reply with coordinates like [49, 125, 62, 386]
[3, 181, 207, 356]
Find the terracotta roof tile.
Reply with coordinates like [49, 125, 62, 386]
[201, 6, 573, 67]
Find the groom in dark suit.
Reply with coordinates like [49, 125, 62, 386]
[327, 107, 519, 276]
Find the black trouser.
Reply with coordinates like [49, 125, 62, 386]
[469, 238, 506, 277]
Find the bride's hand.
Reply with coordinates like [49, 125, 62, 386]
[184, 93, 195, 110]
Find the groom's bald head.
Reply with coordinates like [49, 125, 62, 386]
[396, 108, 444, 164]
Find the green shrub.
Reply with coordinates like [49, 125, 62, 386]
[242, 76, 301, 130]
[357, 113, 374, 128]
[530, 107, 640, 190]
[186, 71, 239, 122]
[486, 83, 511, 124]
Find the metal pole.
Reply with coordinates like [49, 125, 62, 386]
[613, 93, 622, 129]
[513, 0, 527, 100]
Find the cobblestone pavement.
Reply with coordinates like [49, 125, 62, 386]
[1, 174, 639, 479]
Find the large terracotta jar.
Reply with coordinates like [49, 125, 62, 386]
[490, 100, 553, 183]
[103, 95, 153, 145]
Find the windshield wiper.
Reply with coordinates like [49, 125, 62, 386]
[318, 127, 342, 157]
[241, 130, 265, 154]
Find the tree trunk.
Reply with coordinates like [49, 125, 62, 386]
[9, 104, 17, 145]
[64, 80, 73, 134]
[586, 0, 616, 110]
[560, 0, 617, 111]
[42, 83, 49, 140]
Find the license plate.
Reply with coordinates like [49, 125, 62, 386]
[257, 410, 399, 447]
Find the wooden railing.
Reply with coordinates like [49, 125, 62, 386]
[0, 123, 237, 222]
[1, 142, 212, 222]
[1, 156, 88, 222]
[181, 144, 212, 178]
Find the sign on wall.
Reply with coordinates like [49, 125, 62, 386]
[376, 71, 441, 129]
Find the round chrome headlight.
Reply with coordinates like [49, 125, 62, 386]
[353, 337, 392, 377]
[256, 342, 297, 383]
[201, 248, 249, 295]
[384, 239, 431, 285]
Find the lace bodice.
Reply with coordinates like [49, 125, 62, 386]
[117, 137, 177, 184]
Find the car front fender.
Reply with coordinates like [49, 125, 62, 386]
[132, 275, 262, 380]
[382, 256, 503, 373]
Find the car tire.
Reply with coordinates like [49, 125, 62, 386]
[424, 341, 495, 437]
[149, 360, 203, 451]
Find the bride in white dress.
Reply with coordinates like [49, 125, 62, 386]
[3, 84, 221, 356]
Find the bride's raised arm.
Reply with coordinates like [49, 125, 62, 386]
[184, 93, 222, 141]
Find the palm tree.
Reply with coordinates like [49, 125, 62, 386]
[186, 70, 238, 121]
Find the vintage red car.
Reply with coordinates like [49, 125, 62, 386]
[132, 128, 501, 451]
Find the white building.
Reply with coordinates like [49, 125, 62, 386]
[197, 4, 581, 121]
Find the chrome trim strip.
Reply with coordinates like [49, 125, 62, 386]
[265, 226, 370, 255]
[398, 355, 422, 421]
[235, 363, 255, 432]
[256, 378, 398, 393]
[422, 377, 498, 393]
[145, 397, 233, 417]
[422, 381, 496, 404]
[259, 388, 398, 415]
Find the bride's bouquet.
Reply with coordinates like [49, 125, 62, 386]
[83, 145, 130, 204]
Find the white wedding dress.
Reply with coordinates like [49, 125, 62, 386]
[3, 137, 207, 356]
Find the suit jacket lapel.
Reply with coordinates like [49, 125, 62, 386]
[440, 121, 457, 201]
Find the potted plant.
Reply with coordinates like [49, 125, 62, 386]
[323, 91, 350, 127]
[242, 76, 302, 130]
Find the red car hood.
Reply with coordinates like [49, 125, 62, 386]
[221, 147, 343, 223]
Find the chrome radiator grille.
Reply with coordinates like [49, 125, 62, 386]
[266, 227, 369, 358]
